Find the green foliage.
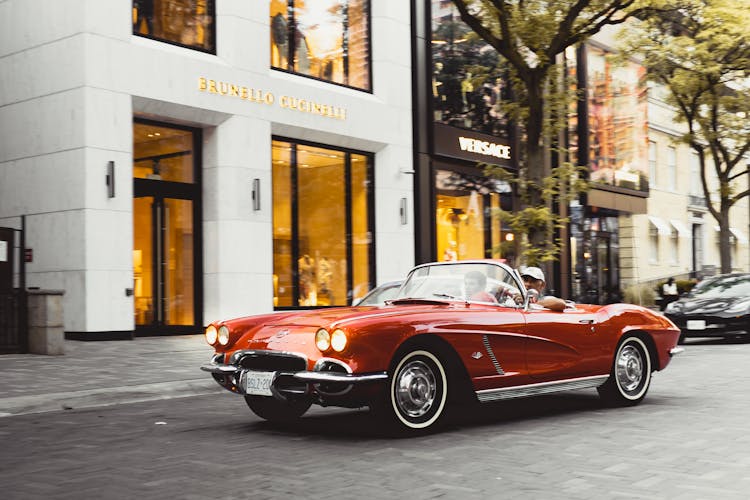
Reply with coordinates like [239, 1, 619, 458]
[623, 283, 656, 306]
[618, 0, 750, 272]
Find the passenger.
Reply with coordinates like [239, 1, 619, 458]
[464, 270, 498, 303]
[520, 266, 566, 312]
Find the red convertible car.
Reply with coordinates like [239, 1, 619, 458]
[202, 260, 683, 432]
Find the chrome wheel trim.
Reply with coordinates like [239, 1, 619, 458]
[390, 350, 447, 429]
[615, 338, 651, 399]
[395, 360, 437, 418]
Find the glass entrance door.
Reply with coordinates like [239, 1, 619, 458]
[133, 195, 195, 328]
[133, 119, 201, 334]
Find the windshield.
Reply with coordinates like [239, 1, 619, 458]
[396, 262, 522, 305]
[691, 275, 750, 299]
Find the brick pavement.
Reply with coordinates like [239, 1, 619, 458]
[0, 335, 218, 417]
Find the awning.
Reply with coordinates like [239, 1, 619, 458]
[730, 227, 749, 245]
[713, 225, 749, 245]
[648, 216, 672, 236]
[669, 219, 691, 238]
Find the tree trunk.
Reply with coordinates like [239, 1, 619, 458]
[718, 207, 732, 274]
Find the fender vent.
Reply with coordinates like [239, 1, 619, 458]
[482, 335, 505, 375]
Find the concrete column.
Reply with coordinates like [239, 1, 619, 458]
[27, 289, 65, 355]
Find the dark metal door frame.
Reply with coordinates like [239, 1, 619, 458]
[0, 217, 27, 353]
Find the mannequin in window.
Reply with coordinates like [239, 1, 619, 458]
[461, 72, 474, 113]
[271, 12, 288, 67]
[133, 0, 154, 35]
[298, 254, 315, 303]
[317, 256, 333, 305]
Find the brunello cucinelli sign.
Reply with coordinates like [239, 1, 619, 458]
[197, 77, 347, 120]
[433, 122, 513, 167]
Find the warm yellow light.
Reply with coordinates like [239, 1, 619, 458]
[331, 329, 347, 352]
[315, 329, 331, 351]
[505, 233, 515, 242]
[218, 326, 230, 345]
[205, 325, 218, 345]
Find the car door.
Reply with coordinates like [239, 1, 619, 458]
[523, 305, 605, 382]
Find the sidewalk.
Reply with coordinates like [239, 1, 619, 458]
[0, 335, 220, 417]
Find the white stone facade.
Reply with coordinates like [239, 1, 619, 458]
[0, 0, 415, 334]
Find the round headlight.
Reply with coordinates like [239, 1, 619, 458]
[315, 329, 331, 351]
[205, 325, 218, 345]
[218, 325, 230, 345]
[331, 329, 347, 352]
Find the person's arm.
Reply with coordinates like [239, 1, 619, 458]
[538, 295, 566, 312]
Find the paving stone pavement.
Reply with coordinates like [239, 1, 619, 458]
[0, 335, 218, 416]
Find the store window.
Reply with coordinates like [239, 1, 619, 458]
[431, 1, 510, 138]
[270, 0, 371, 91]
[133, 0, 215, 53]
[435, 169, 512, 263]
[587, 45, 648, 192]
[272, 139, 374, 308]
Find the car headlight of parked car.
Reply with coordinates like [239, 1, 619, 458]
[205, 325, 218, 345]
[726, 298, 750, 315]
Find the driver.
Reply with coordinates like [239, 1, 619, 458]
[520, 266, 566, 312]
[464, 271, 498, 303]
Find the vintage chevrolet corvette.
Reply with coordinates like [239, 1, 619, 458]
[202, 261, 683, 432]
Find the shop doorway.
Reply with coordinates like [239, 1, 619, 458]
[133, 120, 202, 335]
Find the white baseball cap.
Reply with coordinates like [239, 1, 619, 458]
[520, 266, 545, 282]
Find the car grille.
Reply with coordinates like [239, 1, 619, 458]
[235, 351, 307, 372]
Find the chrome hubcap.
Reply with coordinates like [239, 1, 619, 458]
[616, 345, 643, 392]
[395, 360, 437, 418]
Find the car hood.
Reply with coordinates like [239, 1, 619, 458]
[671, 296, 748, 316]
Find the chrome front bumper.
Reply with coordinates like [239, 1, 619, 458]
[669, 346, 685, 357]
[201, 355, 387, 398]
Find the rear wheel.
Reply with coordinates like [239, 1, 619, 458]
[598, 336, 652, 406]
[381, 348, 449, 432]
[244, 396, 312, 422]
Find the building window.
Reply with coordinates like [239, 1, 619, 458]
[586, 45, 649, 192]
[649, 225, 659, 264]
[133, 0, 215, 53]
[690, 153, 701, 195]
[270, 0, 371, 91]
[272, 139, 374, 308]
[435, 169, 512, 263]
[670, 232, 679, 265]
[648, 140, 657, 189]
[431, 2, 510, 138]
[667, 146, 677, 191]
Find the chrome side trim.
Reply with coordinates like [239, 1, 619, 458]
[200, 363, 239, 374]
[476, 374, 609, 403]
[669, 347, 685, 357]
[482, 334, 505, 375]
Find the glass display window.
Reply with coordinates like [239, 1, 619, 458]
[270, 0, 371, 91]
[435, 168, 512, 264]
[586, 45, 648, 192]
[430, 1, 510, 138]
[133, 123, 195, 183]
[272, 139, 374, 308]
[133, 0, 215, 53]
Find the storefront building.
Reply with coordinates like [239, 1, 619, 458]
[0, 0, 414, 338]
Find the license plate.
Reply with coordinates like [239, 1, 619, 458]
[687, 320, 706, 330]
[245, 371, 275, 396]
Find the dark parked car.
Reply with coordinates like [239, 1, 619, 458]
[664, 273, 750, 341]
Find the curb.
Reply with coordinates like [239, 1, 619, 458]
[0, 378, 222, 417]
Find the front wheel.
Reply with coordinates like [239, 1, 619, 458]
[598, 336, 652, 406]
[380, 349, 449, 432]
[244, 395, 312, 422]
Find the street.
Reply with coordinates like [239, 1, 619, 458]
[2, 338, 750, 499]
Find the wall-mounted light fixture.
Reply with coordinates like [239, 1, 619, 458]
[399, 197, 408, 225]
[106, 161, 115, 198]
[252, 178, 261, 211]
